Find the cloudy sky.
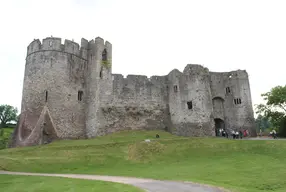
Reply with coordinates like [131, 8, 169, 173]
[0, 0, 285, 115]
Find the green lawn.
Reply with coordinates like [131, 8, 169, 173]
[1, 130, 286, 192]
[0, 175, 143, 192]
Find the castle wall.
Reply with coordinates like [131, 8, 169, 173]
[95, 74, 171, 135]
[168, 65, 215, 137]
[210, 70, 256, 136]
[21, 37, 87, 140]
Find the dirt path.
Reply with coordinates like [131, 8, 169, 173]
[0, 171, 227, 192]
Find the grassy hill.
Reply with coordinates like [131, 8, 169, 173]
[0, 130, 286, 192]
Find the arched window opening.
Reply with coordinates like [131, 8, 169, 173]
[102, 49, 107, 61]
[78, 91, 83, 101]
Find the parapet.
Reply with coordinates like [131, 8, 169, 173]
[112, 73, 167, 86]
[88, 37, 112, 52]
[126, 75, 148, 81]
[26, 37, 89, 60]
[210, 69, 249, 80]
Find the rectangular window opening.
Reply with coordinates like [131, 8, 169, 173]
[234, 98, 242, 105]
[78, 91, 83, 101]
[187, 101, 193, 109]
[226, 87, 230, 94]
[174, 85, 178, 92]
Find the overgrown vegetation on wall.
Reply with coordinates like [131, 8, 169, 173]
[101, 60, 112, 69]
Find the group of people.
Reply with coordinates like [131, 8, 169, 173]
[217, 128, 249, 139]
[261, 129, 278, 139]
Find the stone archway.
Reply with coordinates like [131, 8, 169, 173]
[214, 118, 225, 136]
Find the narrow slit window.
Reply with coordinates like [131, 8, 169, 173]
[45, 91, 48, 102]
[187, 101, 193, 109]
[174, 85, 178, 92]
[78, 91, 83, 101]
[234, 98, 237, 105]
[99, 67, 103, 79]
[102, 49, 107, 61]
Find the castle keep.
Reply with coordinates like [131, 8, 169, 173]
[11, 37, 257, 147]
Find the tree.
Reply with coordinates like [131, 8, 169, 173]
[255, 114, 271, 131]
[255, 85, 286, 136]
[0, 104, 18, 129]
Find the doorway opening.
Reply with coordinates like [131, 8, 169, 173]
[214, 118, 225, 136]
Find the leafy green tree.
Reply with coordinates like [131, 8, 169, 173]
[0, 104, 18, 129]
[255, 114, 271, 131]
[256, 85, 286, 136]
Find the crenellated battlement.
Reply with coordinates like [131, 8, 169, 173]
[210, 69, 249, 80]
[112, 74, 167, 85]
[26, 37, 111, 60]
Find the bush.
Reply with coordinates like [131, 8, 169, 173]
[0, 137, 9, 150]
[0, 128, 13, 150]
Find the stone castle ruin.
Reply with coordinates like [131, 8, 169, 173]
[11, 37, 257, 147]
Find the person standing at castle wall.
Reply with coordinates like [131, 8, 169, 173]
[239, 130, 243, 139]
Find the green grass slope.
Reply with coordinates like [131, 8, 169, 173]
[0, 175, 143, 192]
[1, 130, 286, 192]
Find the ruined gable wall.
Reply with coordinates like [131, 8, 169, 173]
[210, 70, 256, 136]
[168, 65, 215, 137]
[95, 74, 172, 135]
[21, 37, 88, 141]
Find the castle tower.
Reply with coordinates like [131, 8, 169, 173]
[85, 37, 112, 138]
[11, 37, 89, 147]
[210, 70, 256, 136]
[167, 64, 215, 136]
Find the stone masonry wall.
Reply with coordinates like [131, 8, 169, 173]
[95, 74, 172, 136]
[167, 65, 215, 137]
[20, 37, 87, 143]
[210, 70, 257, 136]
